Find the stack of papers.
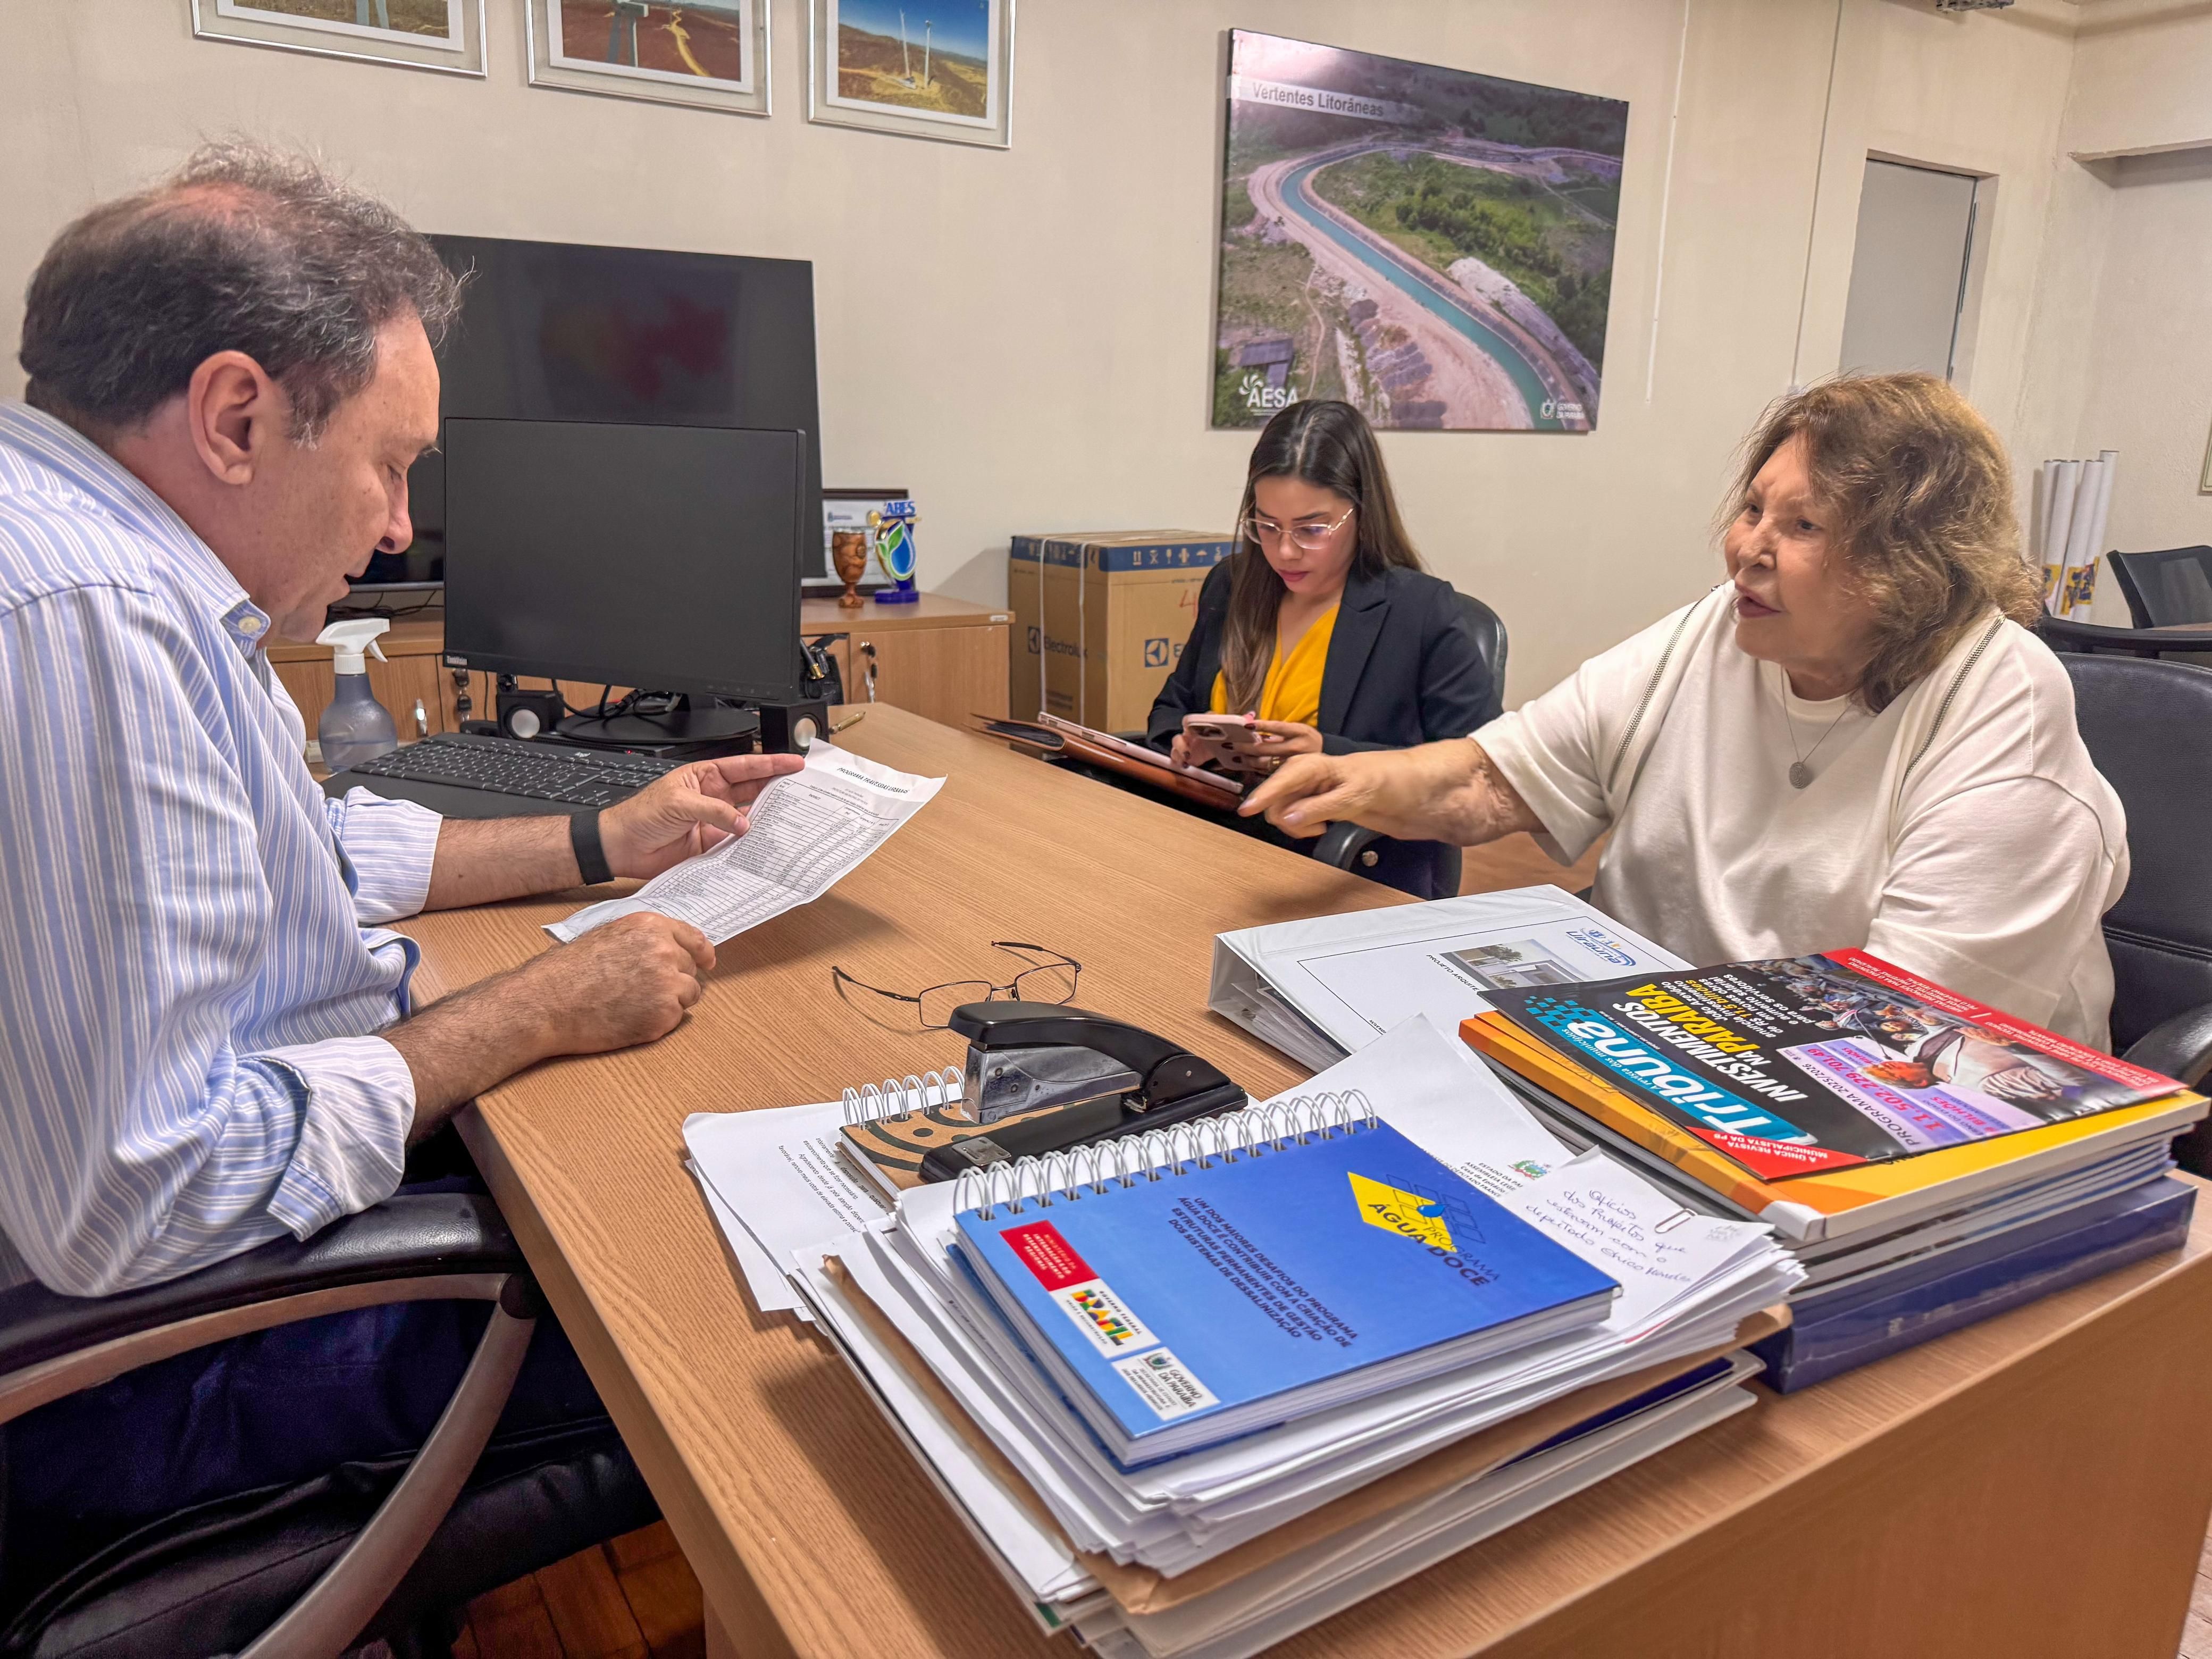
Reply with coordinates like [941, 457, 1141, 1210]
[1211, 894, 2206, 1390]
[1209, 886, 1683, 1071]
[689, 1018, 1800, 1653]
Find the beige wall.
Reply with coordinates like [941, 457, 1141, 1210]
[2072, 149, 2212, 564]
[2011, 0, 2212, 615]
[0, 0, 2136, 704]
[2066, 0, 2212, 160]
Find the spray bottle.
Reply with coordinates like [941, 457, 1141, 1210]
[315, 618, 399, 770]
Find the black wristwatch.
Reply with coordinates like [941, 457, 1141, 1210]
[569, 809, 613, 886]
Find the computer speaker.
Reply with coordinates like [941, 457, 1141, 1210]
[497, 687, 567, 742]
[758, 698, 834, 753]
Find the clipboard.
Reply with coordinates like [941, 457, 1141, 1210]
[970, 715, 1245, 812]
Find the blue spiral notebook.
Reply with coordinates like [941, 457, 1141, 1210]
[953, 1118, 1620, 1463]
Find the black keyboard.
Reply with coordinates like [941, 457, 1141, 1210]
[346, 733, 679, 808]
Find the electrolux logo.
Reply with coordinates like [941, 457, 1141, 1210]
[1144, 638, 1170, 667]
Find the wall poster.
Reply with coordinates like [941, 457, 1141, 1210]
[1213, 31, 1628, 433]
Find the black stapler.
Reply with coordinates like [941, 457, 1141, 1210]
[916, 1002, 1247, 1184]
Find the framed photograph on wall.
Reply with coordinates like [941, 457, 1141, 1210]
[526, 1, 769, 116]
[190, 0, 487, 76]
[807, 0, 1013, 148]
[1212, 31, 1628, 433]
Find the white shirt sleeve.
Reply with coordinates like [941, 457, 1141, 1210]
[324, 787, 442, 924]
[1864, 775, 2115, 1036]
[1474, 609, 1688, 865]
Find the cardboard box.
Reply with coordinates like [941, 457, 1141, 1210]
[1008, 532, 1236, 732]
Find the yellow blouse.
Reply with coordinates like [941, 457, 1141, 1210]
[1210, 605, 1339, 726]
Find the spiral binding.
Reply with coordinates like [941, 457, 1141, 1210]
[841, 1068, 962, 1126]
[953, 1090, 1379, 1220]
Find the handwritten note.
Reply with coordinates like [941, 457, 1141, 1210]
[1502, 1150, 1779, 1340]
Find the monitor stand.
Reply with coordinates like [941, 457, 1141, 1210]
[556, 700, 761, 759]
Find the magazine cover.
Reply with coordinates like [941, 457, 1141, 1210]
[1483, 950, 2183, 1182]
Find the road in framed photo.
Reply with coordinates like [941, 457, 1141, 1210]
[196, 0, 485, 72]
[1213, 31, 1627, 433]
[216, 0, 460, 38]
[528, 0, 767, 113]
[550, 0, 749, 83]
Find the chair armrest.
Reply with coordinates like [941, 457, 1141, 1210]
[1314, 820, 1385, 870]
[2123, 1004, 2212, 1091]
[0, 1193, 522, 1381]
[2037, 615, 2212, 655]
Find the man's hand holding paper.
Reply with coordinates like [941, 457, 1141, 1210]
[599, 750, 808, 877]
[550, 742, 945, 945]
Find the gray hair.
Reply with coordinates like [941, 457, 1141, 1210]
[18, 140, 462, 443]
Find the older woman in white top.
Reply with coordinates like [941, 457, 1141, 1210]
[1244, 373, 2130, 1049]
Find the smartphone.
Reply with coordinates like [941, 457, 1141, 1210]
[1182, 712, 1259, 770]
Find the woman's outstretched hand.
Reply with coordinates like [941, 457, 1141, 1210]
[1239, 738, 1544, 847]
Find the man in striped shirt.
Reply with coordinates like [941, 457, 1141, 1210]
[0, 144, 802, 1596]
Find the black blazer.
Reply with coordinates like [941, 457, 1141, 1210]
[1146, 562, 1498, 753]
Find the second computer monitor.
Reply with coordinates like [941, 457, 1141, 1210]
[441, 418, 806, 706]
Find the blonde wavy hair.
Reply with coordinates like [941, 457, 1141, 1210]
[1723, 373, 2041, 713]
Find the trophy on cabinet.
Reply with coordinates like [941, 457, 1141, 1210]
[866, 499, 920, 605]
[831, 529, 870, 610]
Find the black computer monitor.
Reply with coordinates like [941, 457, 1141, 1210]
[358, 234, 823, 593]
[440, 418, 807, 708]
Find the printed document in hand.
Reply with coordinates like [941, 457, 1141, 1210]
[1210, 886, 1687, 1069]
[548, 742, 943, 944]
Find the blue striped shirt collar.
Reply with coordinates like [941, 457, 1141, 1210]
[0, 401, 274, 652]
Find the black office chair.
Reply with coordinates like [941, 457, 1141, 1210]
[1317, 590, 1508, 899]
[2108, 546, 2212, 629]
[0, 1194, 656, 1658]
[2060, 653, 2212, 1173]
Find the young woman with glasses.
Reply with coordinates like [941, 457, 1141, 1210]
[1145, 399, 1499, 898]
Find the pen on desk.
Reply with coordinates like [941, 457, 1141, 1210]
[831, 708, 866, 734]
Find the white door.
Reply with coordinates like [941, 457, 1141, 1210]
[1838, 160, 1980, 380]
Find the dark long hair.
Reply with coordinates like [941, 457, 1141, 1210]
[1219, 401, 1423, 714]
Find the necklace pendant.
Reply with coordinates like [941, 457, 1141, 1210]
[1788, 760, 1814, 790]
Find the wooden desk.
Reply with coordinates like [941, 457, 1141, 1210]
[400, 707, 2212, 1659]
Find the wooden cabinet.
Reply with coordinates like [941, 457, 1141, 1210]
[266, 617, 464, 748]
[803, 593, 1011, 729]
[265, 595, 1010, 754]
